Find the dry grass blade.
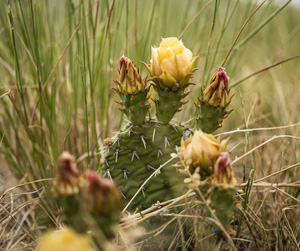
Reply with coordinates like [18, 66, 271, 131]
[216, 121, 300, 136]
[231, 135, 300, 165]
[282, 206, 300, 250]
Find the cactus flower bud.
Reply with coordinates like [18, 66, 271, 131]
[36, 229, 95, 251]
[202, 67, 232, 108]
[53, 152, 83, 197]
[84, 171, 122, 216]
[144, 37, 198, 91]
[177, 130, 229, 174]
[114, 56, 146, 95]
[213, 152, 237, 188]
[113, 56, 149, 125]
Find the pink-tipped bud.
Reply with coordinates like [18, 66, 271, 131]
[84, 171, 122, 216]
[213, 152, 237, 188]
[114, 56, 146, 95]
[202, 67, 232, 108]
[53, 152, 83, 197]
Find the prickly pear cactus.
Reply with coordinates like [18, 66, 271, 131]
[102, 121, 192, 211]
[195, 67, 233, 133]
[101, 39, 236, 215]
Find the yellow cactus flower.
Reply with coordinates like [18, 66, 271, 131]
[144, 37, 198, 90]
[53, 152, 83, 197]
[213, 152, 237, 188]
[36, 229, 95, 251]
[177, 129, 229, 174]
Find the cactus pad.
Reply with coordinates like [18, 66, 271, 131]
[195, 102, 228, 134]
[210, 187, 237, 228]
[100, 121, 192, 211]
[117, 92, 149, 125]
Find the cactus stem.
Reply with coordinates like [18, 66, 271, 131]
[140, 135, 147, 149]
[157, 149, 163, 158]
[131, 150, 140, 161]
[173, 102, 178, 106]
[122, 168, 129, 179]
[164, 136, 170, 148]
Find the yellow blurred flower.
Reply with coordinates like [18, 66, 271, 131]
[177, 130, 229, 174]
[36, 229, 95, 251]
[145, 37, 198, 90]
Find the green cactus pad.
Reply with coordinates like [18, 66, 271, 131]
[100, 121, 192, 211]
[154, 88, 185, 124]
[118, 91, 148, 125]
[55, 193, 86, 234]
[210, 187, 237, 228]
[195, 102, 228, 134]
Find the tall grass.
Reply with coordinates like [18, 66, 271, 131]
[1, 0, 300, 249]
